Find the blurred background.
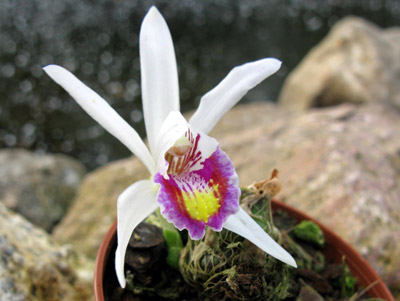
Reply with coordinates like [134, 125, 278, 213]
[1, 0, 399, 170]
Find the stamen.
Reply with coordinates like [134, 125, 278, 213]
[167, 136, 192, 156]
[168, 145, 191, 157]
[165, 132, 202, 175]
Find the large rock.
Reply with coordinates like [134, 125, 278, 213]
[278, 17, 400, 110]
[52, 101, 400, 296]
[0, 149, 86, 232]
[52, 156, 149, 258]
[0, 202, 93, 301]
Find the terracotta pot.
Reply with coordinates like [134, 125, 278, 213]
[94, 200, 395, 300]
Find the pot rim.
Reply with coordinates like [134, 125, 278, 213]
[94, 219, 117, 301]
[94, 200, 394, 300]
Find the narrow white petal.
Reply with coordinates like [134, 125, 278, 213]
[115, 180, 159, 288]
[140, 6, 179, 155]
[223, 207, 297, 268]
[190, 58, 281, 134]
[43, 65, 155, 173]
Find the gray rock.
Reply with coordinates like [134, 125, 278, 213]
[0, 149, 86, 231]
[0, 202, 93, 301]
[278, 17, 400, 110]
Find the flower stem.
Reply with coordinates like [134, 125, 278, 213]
[156, 209, 183, 269]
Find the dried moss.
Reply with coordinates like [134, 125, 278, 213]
[180, 228, 291, 300]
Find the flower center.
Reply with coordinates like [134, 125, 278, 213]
[165, 130, 201, 175]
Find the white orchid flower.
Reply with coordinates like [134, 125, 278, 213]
[43, 6, 296, 288]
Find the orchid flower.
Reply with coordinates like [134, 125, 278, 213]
[43, 6, 296, 288]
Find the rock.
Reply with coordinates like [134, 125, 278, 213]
[297, 284, 324, 301]
[278, 17, 400, 110]
[52, 102, 400, 297]
[52, 156, 149, 258]
[0, 202, 93, 301]
[0, 149, 86, 232]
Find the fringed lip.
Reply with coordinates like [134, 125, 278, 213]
[155, 147, 240, 240]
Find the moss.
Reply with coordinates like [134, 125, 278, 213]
[340, 265, 358, 298]
[180, 228, 291, 300]
[293, 221, 325, 248]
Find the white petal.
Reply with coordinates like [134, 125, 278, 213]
[43, 65, 155, 173]
[115, 179, 159, 288]
[140, 6, 179, 155]
[190, 58, 281, 134]
[223, 207, 297, 268]
[154, 111, 218, 176]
